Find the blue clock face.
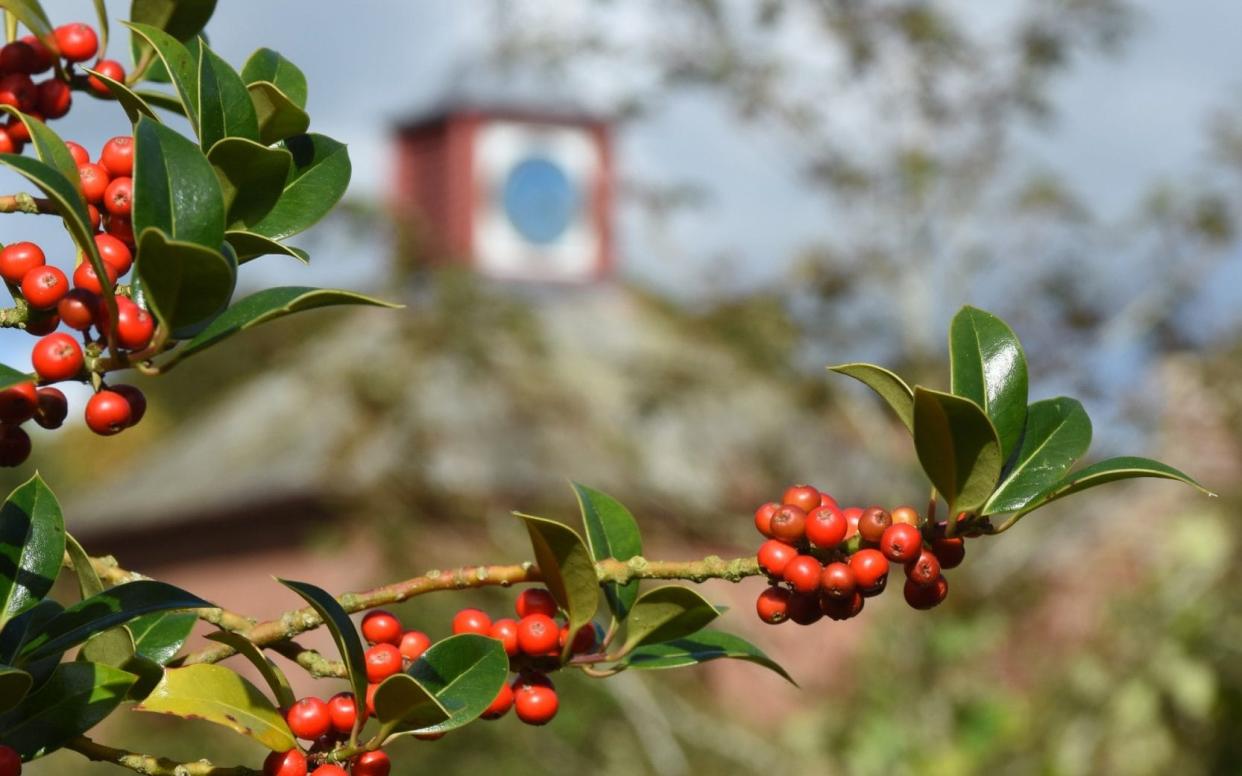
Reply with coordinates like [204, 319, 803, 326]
[501, 156, 579, 245]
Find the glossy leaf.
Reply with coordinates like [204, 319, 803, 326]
[177, 286, 397, 361]
[277, 579, 367, 730]
[516, 513, 599, 657]
[125, 22, 199, 122]
[83, 67, 161, 124]
[393, 634, 509, 736]
[241, 48, 307, 108]
[135, 88, 186, 115]
[128, 611, 196, 666]
[130, 0, 216, 42]
[133, 116, 225, 248]
[620, 629, 795, 684]
[225, 230, 308, 263]
[827, 362, 915, 432]
[205, 631, 295, 711]
[0, 0, 51, 40]
[63, 533, 104, 600]
[78, 627, 134, 667]
[135, 663, 295, 752]
[982, 397, 1092, 515]
[0, 664, 31, 713]
[0, 107, 80, 189]
[372, 673, 450, 735]
[247, 81, 310, 146]
[0, 662, 136, 759]
[17, 580, 209, 663]
[573, 483, 642, 622]
[912, 386, 1002, 516]
[1014, 456, 1214, 520]
[135, 228, 236, 335]
[207, 137, 290, 228]
[620, 586, 719, 653]
[0, 600, 60, 664]
[0, 474, 65, 628]
[249, 133, 350, 240]
[949, 306, 1029, 463]
[196, 40, 259, 149]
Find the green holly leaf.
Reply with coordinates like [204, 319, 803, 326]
[620, 629, 795, 684]
[827, 362, 915, 432]
[982, 397, 1092, 515]
[949, 306, 1029, 464]
[372, 673, 450, 737]
[246, 81, 310, 146]
[0, 662, 136, 759]
[249, 133, 350, 240]
[573, 483, 642, 623]
[63, 533, 104, 601]
[125, 22, 199, 122]
[620, 586, 719, 653]
[241, 48, 307, 108]
[390, 634, 509, 736]
[224, 231, 308, 264]
[515, 513, 599, 659]
[0, 107, 80, 190]
[0, 474, 65, 629]
[128, 611, 196, 666]
[135, 228, 236, 335]
[0, 664, 31, 713]
[83, 67, 161, 124]
[207, 137, 291, 229]
[133, 116, 225, 248]
[1012, 456, 1214, 521]
[912, 386, 1002, 516]
[204, 631, 295, 711]
[196, 40, 259, 149]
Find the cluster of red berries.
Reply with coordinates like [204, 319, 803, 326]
[0, 744, 17, 776]
[265, 588, 590, 775]
[0, 23, 126, 153]
[753, 485, 967, 625]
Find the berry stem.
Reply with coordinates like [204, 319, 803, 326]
[65, 736, 261, 776]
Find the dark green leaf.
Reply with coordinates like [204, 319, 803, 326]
[241, 48, 307, 108]
[828, 362, 915, 432]
[134, 88, 186, 116]
[1014, 456, 1214, 520]
[0, 664, 31, 713]
[0, 474, 65, 628]
[912, 386, 1002, 516]
[133, 116, 225, 248]
[276, 579, 367, 736]
[621, 629, 795, 684]
[128, 611, 196, 666]
[129, 0, 216, 41]
[82, 67, 161, 124]
[0, 600, 60, 664]
[949, 306, 1029, 463]
[249, 133, 349, 240]
[78, 627, 134, 667]
[205, 631, 295, 711]
[0, 364, 29, 393]
[225, 230, 308, 263]
[392, 634, 509, 736]
[246, 81, 310, 146]
[573, 483, 642, 622]
[372, 673, 450, 736]
[63, 533, 104, 600]
[135, 663, 295, 752]
[515, 513, 599, 658]
[207, 137, 290, 228]
[125, 22, 199, 122]
[135, 228, 236, 335]
[0, 0, 51, 39]
[0, 662, 136, 759]
[982, 397, 1092, 515]
[0, 107, 80, 188]
[17, 580, 209, 663]
[196, 40, 258, 149]
[620, 586, 719, 653]
[177, 286, 398, 361]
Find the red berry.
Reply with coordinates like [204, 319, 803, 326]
[482, 682, 514, 720]
[451, 608, 491, 636]
[35, 78, 71, 119]
[489, 617, 519, 655]
[327, 692, 358, 735]
[805, 504, 847, 549]
[285, 696, 330, 741]
[890, 505, 921, 526]
[0, 74, 35, 111]
[64, 140, 89, 165]
[365, 684, 378, 717]
[23, 314, 58, 336]
[20, 265, 68, 310]
[0, 41, 37, 74]
[106, 215, 134, 245]
[86, 59, 125, 97]
[84, 390, 131, 435]
[511, 672, 553, 691]
[263, 749, 307, 776]
[781, 484, 821, 512]
[360, 610, 402, 646]
[4, 115, 36, 143]
[931, 536, 965, 569]
[0, 242, 45, 284]
[820, 590, 865, 621]
[782, 554, 821, 594]
[310, 766, 347, 776]
[53, 24, 99, 63]
[88, 204, 102, 232]
[753, 501, 779, 537]
[364, 643, 402, 683]
[22, 35, 53, 73]
[857, 506, 892, 544]
[72, 260, 116, 294]
[848, 548, 889, 597]
[351, 751, 390, 776]
[58, 288, 97, 330]
[77, 162, 109, 203]
[819, 561, 857, 601]
[0, 381, 37, 424]
[398, 630, 431, 661]
[31, 332, 82, 381]
[904, 575, 949, 610]
[111, 384, 146, 426]
[513, 684, 558, 725]
[905, 548, 942, 587]
[559, 622, 596, 654]
[879, 523, 922, 564]
[756, 538, 797, 577]
[786, 592, 823, 625]
[95, 233, 133, 275]
[517, 613, 559, 656]
[515, 588, 557, 618]
[0, 425, 31, 467]
[755, 585, 791, 624]
[842, 506, 863, 540]
[99, 135, 134, 177]
[33, 386, 67, 430]
[768, 504, 806, 543]
[102, 176, 131, 217]
[0, 127, 16, 154]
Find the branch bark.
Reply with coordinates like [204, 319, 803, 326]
[66, 736, 261, 776]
